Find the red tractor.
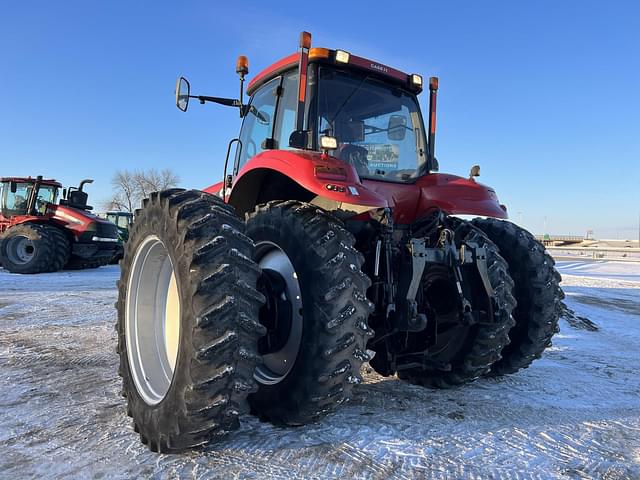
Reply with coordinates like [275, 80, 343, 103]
[116, 32, 563, 452]
[0, 176, 120, 273]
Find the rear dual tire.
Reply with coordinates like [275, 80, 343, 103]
[472, 218, 563, 375]
[396, 221, 517, 388]
[116, 189, 265, 453]
[117, 195, 374, 451]
[246, 201, 374, 425]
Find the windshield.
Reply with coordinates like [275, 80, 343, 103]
[317, 67, 427, 182]
[107, 214, 132, 229]
[1, 182, 57, 216]
[35, 185, 57, 213]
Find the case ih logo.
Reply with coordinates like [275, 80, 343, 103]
[370, 63, 388, 73]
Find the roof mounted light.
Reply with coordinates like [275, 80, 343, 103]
[236, 55, 249, 76]
[410, 74, 423, 87]
[335, 50, 350, 64]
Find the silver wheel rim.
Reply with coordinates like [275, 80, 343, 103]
[254, 241, 303, 385]
[125, 235, 181, 405]
[6, 236, 35, 264]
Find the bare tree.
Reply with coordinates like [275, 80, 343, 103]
[105, 168, 180, 212]
[133, 169, 180, 200]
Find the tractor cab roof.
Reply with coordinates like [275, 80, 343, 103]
[246, 48, 423, 96]
[1, 177, 62, 188]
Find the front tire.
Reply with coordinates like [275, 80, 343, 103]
[472, 218, 563, 375]
[245, 201, 374, 425]
[116, 189, 265, 452]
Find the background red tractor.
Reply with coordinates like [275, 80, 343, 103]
[116, 32, 563, 452]
[0, 176, 120, 273]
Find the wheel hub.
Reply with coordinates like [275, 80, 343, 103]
[125, 236, 181, 405]
[254, 242, 303, 385]
[6, 236, 35, 265]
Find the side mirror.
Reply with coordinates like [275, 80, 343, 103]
[175, 77, 190, 112]
[469, 164, 480, 181]
[10, 181, 17, 193]
[256, 109, 271, 126]
[388, 115, 407, 141]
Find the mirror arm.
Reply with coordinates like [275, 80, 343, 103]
[190, 95, 242, 108]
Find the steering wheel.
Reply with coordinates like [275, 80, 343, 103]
[339, 144, 369, 177]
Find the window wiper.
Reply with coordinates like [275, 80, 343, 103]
[330, 76, 369, 123]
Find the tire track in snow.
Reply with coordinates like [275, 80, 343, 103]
[1, 265, 640, 478]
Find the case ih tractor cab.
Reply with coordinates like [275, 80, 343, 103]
[117, 32, 563, 452]
[0, 176, 119, 273]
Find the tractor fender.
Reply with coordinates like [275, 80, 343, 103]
[205, 150, 388, 218]
[360, 173, 508, 225]
[415, 173, 508, 220]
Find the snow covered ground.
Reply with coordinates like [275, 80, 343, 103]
[1, 260, 639, 479]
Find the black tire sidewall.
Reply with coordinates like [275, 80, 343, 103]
[247, 219, 324, 413]
[246, 202, 373, 424]
[118, 200, 193, 441]
[0, 223, 52, 274]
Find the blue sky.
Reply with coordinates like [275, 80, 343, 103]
[1, 1, 638, 238]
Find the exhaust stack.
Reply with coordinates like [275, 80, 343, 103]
[78, 179, 94, 192]
[427, 77, 438, 167]
[289, 31, 312, 149]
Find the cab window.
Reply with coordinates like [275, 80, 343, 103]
[273, 71, 299, 150]
[3, 182, 32, 215]
[235, 77, 279, 173]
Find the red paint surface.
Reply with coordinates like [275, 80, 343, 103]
[230, 150, 388, 209]
[362, 174, 508, 224]
[247, 53, 298, 95]
[0, 204, 116, 239]
[203, 150, 506, 225]
[348, 54, 408, 83]
[246, 50, 419, 96]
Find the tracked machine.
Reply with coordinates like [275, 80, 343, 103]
[0, 176, 119, 273]
[117, 32, 563, 452]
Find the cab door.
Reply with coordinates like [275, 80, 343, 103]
[233, 77, 281, 175]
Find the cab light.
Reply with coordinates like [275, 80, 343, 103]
[335, 50, 350, 64]
[309, 48, 330, 59]
[411, 74, 423, 87]
[320, 135, 338, 150]
[236, 55, 249, 75]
